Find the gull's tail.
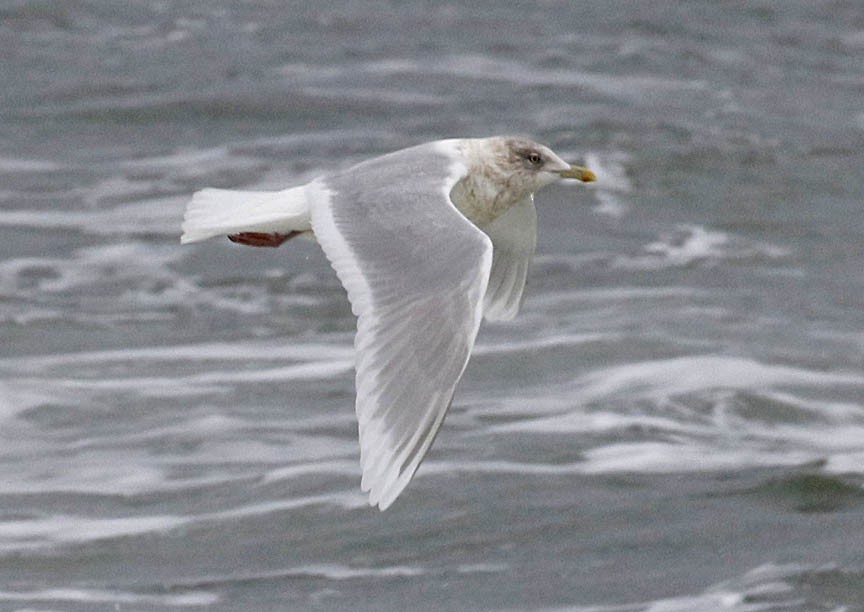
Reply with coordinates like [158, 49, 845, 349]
[180, 185, 312, 244]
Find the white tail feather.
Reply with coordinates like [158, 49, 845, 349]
[180, 186, 312, 244]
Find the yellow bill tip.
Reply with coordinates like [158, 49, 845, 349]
[558, 165, 596, 182]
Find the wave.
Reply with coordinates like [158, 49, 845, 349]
[613, 224, 790, 270]
[467, 354, 864, 478]
[0, 157, 63, 172]
[582, 151, 631, 218]
[0, 339, 353, 371]
[0, 492, 365, 554]
[323, 54, 709, 100]
[0, 198, 183, 237]
[569, 355, 862, 403]
[28, 358, 353, 396]
[0, 338, 354, 405]
[533, 563, 852, 612]
[0, 513, 187, 552]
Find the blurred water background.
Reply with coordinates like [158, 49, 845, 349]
[1, 1, 863, 610]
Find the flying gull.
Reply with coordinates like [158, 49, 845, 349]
[181, 136, 596, 509]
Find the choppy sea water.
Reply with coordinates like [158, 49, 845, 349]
[1, 1, 863, 610]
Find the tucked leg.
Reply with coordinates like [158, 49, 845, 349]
[227, 232, 299, 247]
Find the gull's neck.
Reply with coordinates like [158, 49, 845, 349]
[449, 138, 528, 226]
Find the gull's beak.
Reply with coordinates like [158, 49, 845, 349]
[556, 165, 596, 182]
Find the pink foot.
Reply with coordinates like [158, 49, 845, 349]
[227, 232, 298, 248]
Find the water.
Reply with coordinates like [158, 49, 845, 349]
[1, 1, 863, 610]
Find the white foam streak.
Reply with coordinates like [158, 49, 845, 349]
[35, 359, 352, 394]
[575, 355, 863, 403]
[0, 514, 186, 550]
[0, 198, 184, 236]
[826, 452, 864, 474]
[0, 450, 254, 497]
[422, 460, 583, 477]
[0, 339, 355, 403]
[535, 563, 814, 612]
[580, 442, 818, 475]
[0, 157, 62, 172]
[581, 151, 631, 218]
[0, 493, 365, 553]
[0, 587, 218, 607]
[168, 562, 432, 591]
[0, 242, 184, 300]
[473, 332, 611, 356]
[0, 382, 55, 422]
[198, 493, 368, 525]
[0, 339, 353, 372]
[280, 564, 426, 580]
[262, 460, 359, 484]
[489, 355, 863, 433]
[528, 284, 708, 307]
[364, 55, 707, 99]
[614, 224, 790, 270]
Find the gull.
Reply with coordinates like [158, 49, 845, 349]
[181, 136, 596, 509]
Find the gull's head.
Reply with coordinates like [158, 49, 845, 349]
[452, 136, 596, 225]
[490, 137, 596, 192]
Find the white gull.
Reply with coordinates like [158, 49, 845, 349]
[181, 136, 595, 509]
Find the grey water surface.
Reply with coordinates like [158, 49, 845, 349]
[1, 1, 863, 610]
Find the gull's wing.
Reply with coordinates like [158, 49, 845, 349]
[308, 141, 493, 510]
[480, 195, 537, 321]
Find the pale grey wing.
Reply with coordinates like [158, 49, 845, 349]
[307, 141, 493, 510]
[480, 195, 537, 321]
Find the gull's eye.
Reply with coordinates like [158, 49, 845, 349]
[526, 151, 543, 166]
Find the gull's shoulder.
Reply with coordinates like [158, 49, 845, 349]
[317, 139, 474, 205]
[325, 137, 502, 178]
[311, 137, 512, 218]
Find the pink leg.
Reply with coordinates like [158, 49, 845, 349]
[227, 232, 299, 248]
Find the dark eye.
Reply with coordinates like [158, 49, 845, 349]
[526, 151, 543, 165]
